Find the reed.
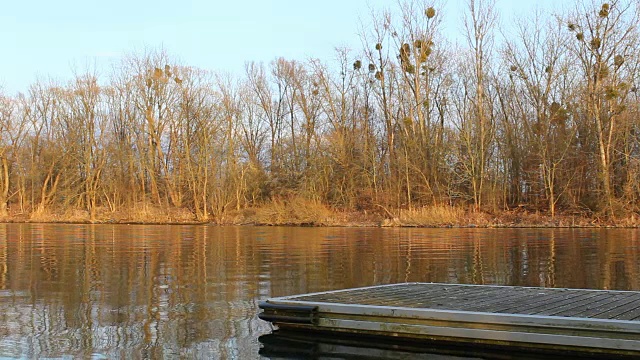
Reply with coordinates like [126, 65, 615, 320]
[252, 197, 333, 226]
[398, 205, 466, 227]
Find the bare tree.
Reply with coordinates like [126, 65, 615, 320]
[56, 73, 108, 221]
[246, 61, 288, 190]
[177, 67, 218, 220]
[453, 0, 498, 211]
[0, 93, 26, 216]
[23, 81, 67, 217]
[567, 0, 638, 216]
[500, 11, 579, 216]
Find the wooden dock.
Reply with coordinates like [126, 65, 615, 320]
[259, 283, 640, 358]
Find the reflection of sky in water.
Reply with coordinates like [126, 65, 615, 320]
[0, 224, 638, 358]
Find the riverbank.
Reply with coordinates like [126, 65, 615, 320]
[1, 202, 638, 228]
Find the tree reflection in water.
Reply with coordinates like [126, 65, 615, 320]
[0, 224, 637, 358]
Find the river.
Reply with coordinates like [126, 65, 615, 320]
[0, 224, 638, 358]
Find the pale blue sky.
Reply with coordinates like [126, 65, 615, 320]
[1, 0, 561, 94]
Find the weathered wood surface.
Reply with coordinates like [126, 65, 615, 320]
[259, 283, 640, 358]
[289, 283, 640, 320]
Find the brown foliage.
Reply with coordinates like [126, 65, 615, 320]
[0, 0, 638, 226]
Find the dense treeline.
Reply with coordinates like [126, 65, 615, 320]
[1, 0, 639, 223]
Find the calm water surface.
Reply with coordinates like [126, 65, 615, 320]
[0, 224, 638, 358]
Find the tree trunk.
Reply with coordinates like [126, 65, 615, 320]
[0, 156, 8, 217]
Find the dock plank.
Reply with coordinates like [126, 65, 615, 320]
[616, 306, 640, 321]
[566, 293, 640, 318]
[259, 283, 640, 358]
[493, 290, 588, 315]
[291, 283, 640, 320]
[591, 296, 640, 320]
[546, 293, 634, 317]
[528, 292, 621, 316]
[466, 290, 581, 313]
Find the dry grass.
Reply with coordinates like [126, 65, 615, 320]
[615, 214, 640, 227]
[251, 197, 334, 226]
[28, 208, 58, 222]
[112, 204, 196, 223]
[397, 205, 466, 227]
[25, 204, 199, 224]
[28, 208, 74, 222]
[3, 200, 638, 227]
[27, 207, 92, 223]
[63, 209, 92, 222]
